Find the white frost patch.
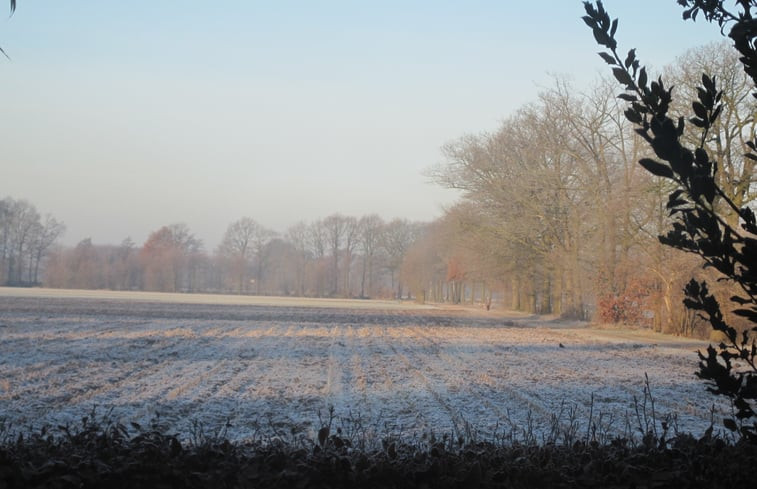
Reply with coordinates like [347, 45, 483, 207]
[0, 297, 730, 443]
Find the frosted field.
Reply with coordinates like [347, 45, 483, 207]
[0, 288, 728, 443]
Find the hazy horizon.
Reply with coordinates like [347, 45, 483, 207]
[2, 1, 723, 248]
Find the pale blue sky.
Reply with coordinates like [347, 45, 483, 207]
[1, 1, 725, 247]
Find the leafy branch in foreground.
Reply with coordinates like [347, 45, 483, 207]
[677, 0, 757, 92]
[0, 0, 16, 59]
[583, 0, 757, 441]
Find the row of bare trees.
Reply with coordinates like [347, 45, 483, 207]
[14, 41, 753, 335]
[421, 41, 755, 334]
[428, 74, 652, 319]
[44, 215, 426, 299]
[0, 197, 65, 286]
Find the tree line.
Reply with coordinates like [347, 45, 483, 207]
[6, 40, 751, 335]
[42, 215, 430, 300]
[423, 40, 755, 335]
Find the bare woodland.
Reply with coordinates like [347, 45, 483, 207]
[427, 40, 755, 335]
[4, 41, 753, 337]
[42, 215, 425, 301]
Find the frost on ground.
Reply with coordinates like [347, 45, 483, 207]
[0, 290, 730, 444]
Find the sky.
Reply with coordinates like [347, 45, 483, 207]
[1, 1, 726, 248]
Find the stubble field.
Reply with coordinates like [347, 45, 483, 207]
[0, 288, 727, 445]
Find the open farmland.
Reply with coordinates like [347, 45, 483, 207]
[0, 288, 728, 444]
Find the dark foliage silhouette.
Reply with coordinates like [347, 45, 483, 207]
[0, 1, 15, 59]
[583, 0, 757, 441]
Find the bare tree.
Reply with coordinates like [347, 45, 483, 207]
[341, 216, 360, 297]
[46, 237, 154, 292]
[401, 221, 453, 304]
[216, 218, 276, 294]
[431, 74, 663, 318]
[74, 239, 100, 289]
[4, 199, 41, 285]
[358, 214, 384, 298]
[286, 221, 311, 297]
[141, 223, 202, 292]
[323, 213, 347, 296]
[218, 217, 263, 293]
[29, 215, 65, 284]
[112, 237, 140, 290]
[665, 41, 757, 226]
[0, 198, 13, 284]
[308, 219, 328, 297]
[382, 219, 423, 300]
[250, 224, 276, 295]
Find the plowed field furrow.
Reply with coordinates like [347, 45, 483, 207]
[0, 361, 56, 388]
[387, 332, 464, 433]
[0, 292, 732, 442]
[1, 359, 97, 403]
[220, 324, 325, 431]
[410, 326, 546, 434]
[175, 338, 259, 409]
[408, 326, 527, 429]
[323, 325, 346, 403]
[65, 360, 167, 406]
